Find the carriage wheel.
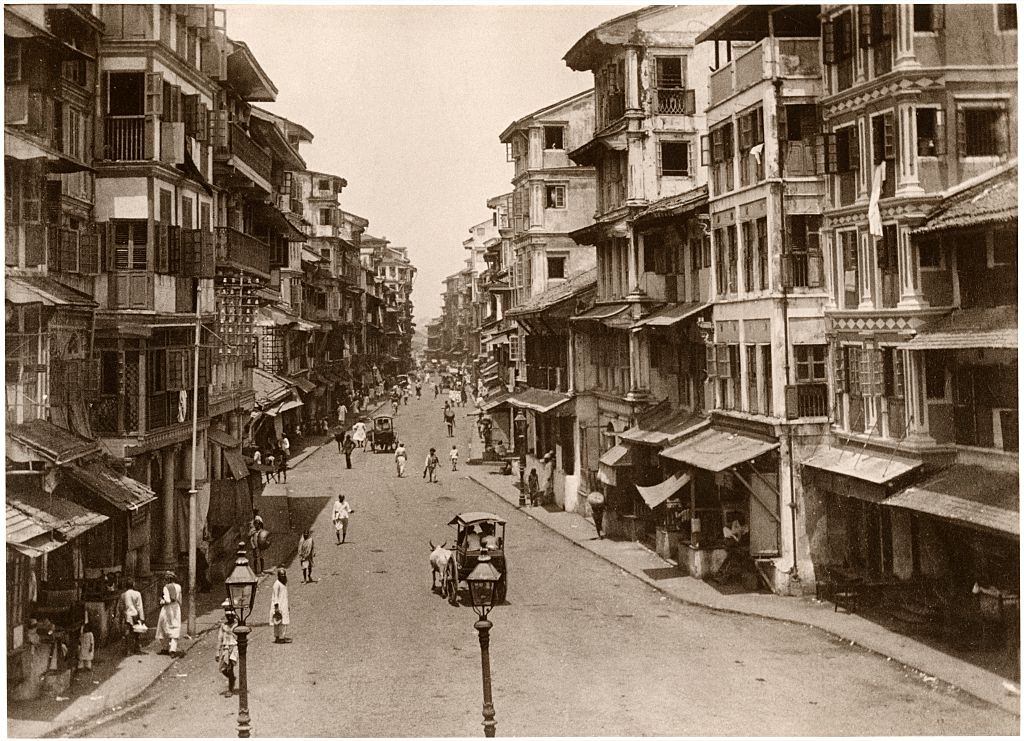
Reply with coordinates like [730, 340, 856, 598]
[446, 561, 459, 606]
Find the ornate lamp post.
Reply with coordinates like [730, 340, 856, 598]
[513, 410, 528, 506]
[466, 550, 502, 738]
[225, 543, 259, 738]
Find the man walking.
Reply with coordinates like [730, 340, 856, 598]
[423, 447, 440, 483]
[336, 402, 347, 426]
[156, 572, 182, 657]
[298, 529, 316, 583]
[342, 431, 356, 469]
[217, 601, 239, 696]
[270, 569, 291, 644]
[332, 494, 353, 544]
[121, 579, 145, 655]
[394, 441, 408, 477]
[443, 404, 455, 438]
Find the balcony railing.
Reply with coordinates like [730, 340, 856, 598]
[654, 88, 696, 115]
[105, 115, 146, 160]
[709, 37, 822, 108]
[216, 226, 271, 276]
[217, 123, 273, 183]
[526, 365, 567, 393]
[795, 383, 828, 418]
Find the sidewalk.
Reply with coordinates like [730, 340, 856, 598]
[7, 434, 339, 740]
[467, 466, 1022, 718]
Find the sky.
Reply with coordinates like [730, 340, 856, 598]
[226, 3, 640, 328]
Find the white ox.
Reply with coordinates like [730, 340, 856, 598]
[428, 541, 452, 592]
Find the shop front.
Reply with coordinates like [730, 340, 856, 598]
[660, 427, 781, 584]
[508, 389, 574, 508]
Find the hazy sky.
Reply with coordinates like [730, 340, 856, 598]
[226, 3, 639, 326]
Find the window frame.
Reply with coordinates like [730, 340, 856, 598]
[545, 183, 567, 210]
[794, 344, 827, 384]
[543, 125, 565, 150]
[915, 106, 945, 158]
[996, 3, 1018, 32]
[546, 254, 567, 280]
[659, 140, 691, 177]
[957, 100, 1011, 159]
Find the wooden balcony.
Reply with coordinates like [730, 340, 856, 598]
[215, 122, 272, 185]
[709, 37, 822, 108]
[105, 115, 146, 160]
[216, 226, 271, 277]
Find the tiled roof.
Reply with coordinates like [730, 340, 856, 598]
[900, 305, 1017, 350]
[7, 419, 99, 464]
[634, 185, 709, 224]
[7, 490, 108, 557]
[6, 272, 97, 307]
[63, 460, 157, 512]
[619, 406, 707, 447]
[506, 268, 597, 317]
[915, 165, 1017, 234]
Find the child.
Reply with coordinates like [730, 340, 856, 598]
[77, 623, 94, 671]
[449, 444, 459, 471]
[298, 529, 315, 583]
[423, 447, 440, 483]
[217, 601, 239, 695]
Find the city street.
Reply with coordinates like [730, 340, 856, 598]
[76, 387, 1016, 737]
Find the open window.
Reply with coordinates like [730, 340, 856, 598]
[544, 126, 564, 150]
[660, 141, 691, 177]
[957, 104, 1010, 158]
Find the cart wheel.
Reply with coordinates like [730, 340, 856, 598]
[446, 561, 459, 606]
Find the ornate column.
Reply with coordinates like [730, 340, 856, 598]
[895, 100, 923, 195]
[897, 224, 926, 308]
[625, 47, 640, 111]
[894, 5, 918, 69]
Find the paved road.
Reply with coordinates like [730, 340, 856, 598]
[76, 383, 1017, 737]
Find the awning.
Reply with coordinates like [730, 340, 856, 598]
[507, 388, 572, 414]
[7, 419, 99, 465]
[661, 428, 778, 472]
[618, 407, 706, 447]
[882, 465, 1019, 537]
[634, 302, 710, 329]
[252, 367, 293, 407]
[571, 303, 629, 323]
[4, 131, 94, 173]
[288, 375, 318, 394]
[63, 460, 157, 511]
[276, 398, 304, 414]
[207, 428, 242, 449]
[7, 490, 108, 557]
[637, 471, 692, 509]
[6, 273, 97, 308]
[481, 389, 516, 411]
[898, 306, 1017, 350]
[597, 443, 637, 486]
[913, 163, 1016, 235]
[803, 446, 922, 487]
[222, 448, 250, 481]
[255, 305, 319, 332]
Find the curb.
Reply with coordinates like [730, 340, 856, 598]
[466, 469, 1021, 718]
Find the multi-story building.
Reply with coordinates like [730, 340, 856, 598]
[478, 193, 516, 390]
[802, 4, 1018, 605]
[563, 6, 723, 522]
[361, 235, 417, 378]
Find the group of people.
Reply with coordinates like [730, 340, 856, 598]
[116, 571, 184, 658]
[251, 435, 290, 484]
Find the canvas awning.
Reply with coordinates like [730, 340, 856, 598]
[207, 428, 242, 449]
[637, 471, 692, 509]
[597, 443, 638, 486]
[222, 448, 250, 481]
[507, 388, 572, 414]
[661, 428, 778, 472]
[288, 375, 318, 394]
[275, 398, 304, 414]
[883, 465, 1018, 537]
[481, 390, 516, 411]
[897, 306, 1017, 350]
[803, 446, 922, 487]
[7, 490, 108, 557]
[633, 302, 709, 328]
[571, 303, 629, 323]
[63, 460, 157, 511]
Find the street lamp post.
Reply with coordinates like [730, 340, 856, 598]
[466, 550, 502, 738]
[225, 543, 259, 739]
[513, 410, 527, 507]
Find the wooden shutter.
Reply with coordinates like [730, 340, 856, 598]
[814, 133, 828, 174]
[701, 134, 711, 166]
[198, 229, 215, 278]
[102, 221, 116, 272]
[144, 72, 163, 115]
[807, 230, 823, 287]
[858, 5, 872, 47]
[955, 108, 966, 158]
[687, 141, 696, 178]
[739, 113, 752, 150]
[780, 252, 794, 289]
[79, 225, 99, 275]
[784, 385, 799, 419]
[871, 349, 884, 395]
[157, 224, 169, 273]
[209, 109, 229, 150]
[933, 109, 946, 156]
[833, 344, 847, 393]
[882, 111, 895, 160]
[822, 21, 835, 64]
[160, 122, 185, 164]
[682, 89, 696, 115]
[716, 344, 731, 378]
[705, 343, 717, 378]
[183, 94, 198, 137]
[144, 117, 156, 159]
[196, 103, 209, 142]
[847, 129, 860, 171]
[24, 224, 46, 266]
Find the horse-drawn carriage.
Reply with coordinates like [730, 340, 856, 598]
[433, 512, 508, 606]
[368, 415, 397, 452]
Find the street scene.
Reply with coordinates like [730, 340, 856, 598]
[4, 2, 1020, 738]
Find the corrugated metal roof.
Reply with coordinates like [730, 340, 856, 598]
[619, 407, 707, 447]
[661, 428, 778, 472]
[634, 185, 708, 224]
[508, 388, 572, 414]
[7, 490, 108, 554]
[803, 446, 922, 486]
[63, 460, 157, 512]
[634, 301, 710, 328]
[7, 419, 100, 465]
[899, 305, 1017, 350]
[883, 465, 1018, 536]
[915, 165, 1017, 234]
[252, 368, 295, 406]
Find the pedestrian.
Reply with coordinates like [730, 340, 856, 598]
[337, 402, 347, 425]
[543, 450, 556, 505]
[298, 529, 316, 583]
[391, 396, 400, 416]
[342, 432, 356, 469]
[120, 578, 146, 655]
[276, 451, 288, 483]
[332, 494, 353, 544]
[263, 450, 275, 483]
[279, 434, 290, 465]
[449, 444, 459, 471]
[270, 568, 291, 644]
[335, 427, 346, 453]
[443, 405, 455, 437]
[394, 441, 408, 477]
[216, 601, 239, 696]
[415, 382, 422, 399]
[433, 382, 439, 399]
[423, 447, 440, 483]
[449, 388, 459, 407]
[527, 468, 540, 507]
[352, 419, 367, 449]
[156, 571, 182, 657]
[249, 515, 269, 574]
[77, 622, 94, 671]
[587, 489, 606, 539]
[461, 385, 468, 406]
